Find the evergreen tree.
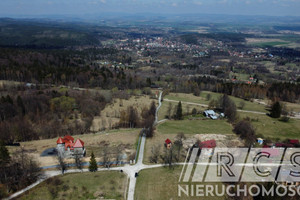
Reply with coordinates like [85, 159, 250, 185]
[5, 95, 13, 105]
[17, 96, 25, 116]
[270, 101, 282, 118]
[176, 101, 183, 120]
[89, 152, 98, 172]
[0, 140, 10, 166]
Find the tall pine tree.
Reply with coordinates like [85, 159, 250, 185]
[176, 101, 183, 120]
[89, 152, 98, 172]
[270, 101, 282, 118]
[0, 140, 10, 166]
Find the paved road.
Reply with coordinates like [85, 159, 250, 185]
[126, 134, 146, 200]
[127, 91, 162, 200]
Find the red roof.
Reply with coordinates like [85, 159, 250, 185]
[200, 140, 216, 148]
[289, 140, 299, 144]
[56, 137, 63, 144]
[73, 139, 84, 148]
[63, 135, 74, 143]
[57, 135, 84, 150]
[165, 138, 172, 144]
[275, 143, 284, 147]
[65, 142, 74, 150]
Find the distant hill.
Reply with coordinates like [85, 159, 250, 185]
[0, 18, 101, 48]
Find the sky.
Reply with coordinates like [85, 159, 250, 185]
[1, 0, 300, 17]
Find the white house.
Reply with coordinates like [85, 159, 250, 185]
[204, 110, 218, 120]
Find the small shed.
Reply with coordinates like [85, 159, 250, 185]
[165, 138, 172, 149]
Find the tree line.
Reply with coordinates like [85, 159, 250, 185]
[0, 141, 41, 198]
[172, 76, 300, 103]
[118, 101, 156, 137]
[0, 87, 110, 144]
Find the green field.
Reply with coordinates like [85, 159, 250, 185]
[157, 119, 233, 135]
[18, 171, 127, 200]
[239, 112, 300, 140]
[135, 167, 225, 200]
[158, 100, 205, 120]
[253, 41, 289, 48]
[164, 91, 267, 113]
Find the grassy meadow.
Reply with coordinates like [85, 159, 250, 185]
[239, 112, 300, 140]
[164, 91, 268, 113]
[18, 171, 127, 200]
[135, 167, 226, 200]
[157, 119, 233, 135]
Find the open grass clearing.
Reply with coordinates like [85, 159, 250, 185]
[164, 91, 268, 113]
[239, 112, 300, 140]
[135, 167, 226, 200]
[158, 100, 205, 121]
[18, 171, 127, 200]
[246, 38, 290, 47]
[157, 119, 233, 135]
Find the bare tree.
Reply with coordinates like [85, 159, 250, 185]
[167, 102, 173, 119]
[114, 145, 123, 166]
[101, 118, 107, 130]
[206, 93, 212, 101]
[108, 118, 112, 130]
[174, 133, 186, 161]
[219, 94, 237, 123]
[57, 152, 67, 175]
[74, 152, 83, 172]
[127, 106, 139, 128]
[186, 105, 190, 115]
[238, 101, 245, 110]
[233, 120, 256, 146]
[192, 108, 197, 116]
[208, 99, 217, 110]
[161, 146, 175, 169]
[2, 147, 42, 195]
[149, 144, 160, 163]
[102, 148, 111, 168]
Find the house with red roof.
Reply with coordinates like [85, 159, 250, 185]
[56, 135, 86, 158]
